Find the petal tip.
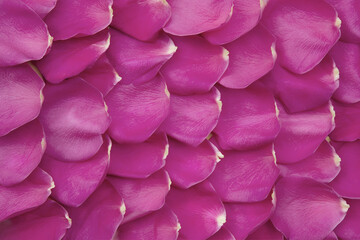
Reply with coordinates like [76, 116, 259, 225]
[223, 48, 230, 61]
[335, 17, 342, 28]
[341, 199, 350, 213]
[120, 201, 126, 216]
[163, 144, 170, 160]
[217, 213, 226, 228]
[65, 212, 72, 226]
[334, 153, 341, 167]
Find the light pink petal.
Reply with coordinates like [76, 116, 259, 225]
[246, 221, 284, 240]
[108, 133, 168, 178]
[160, 87, 221, 146]
[161, 35, 229, 95]
[261, 0, 341, 74]
[219, 25, 276, 89]
[20, 0, 57, 18]
[107, 29, 176, 84]
[166, 181, 226, 240]
[335, 199, 360, 239]
[109, 170, 171, 223]
[325, 232, 338, 240]
[0, 120, 45, 186]
[271, 177, 349, 240]
[64, 180, 125, 240]
[208, 227, 235, 240]
[105, 75, 170, 143]
[214, 84, 279, 151]
[39, 77, 110, 162]
[275, 101, 335, 164]
[0, 64, 44, 136]
[0, 168, 54, 221]
[44, 0, 112, 40]
[36, 30, 110, 84]
[111, 0, 171, 41]
[164, 0, 233, 36]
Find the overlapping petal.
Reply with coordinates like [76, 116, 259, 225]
[335, 199, 360, 239]
[208, 227, 235, 240]
[20, 0, 57, 18]
[246, 221, 284, 240]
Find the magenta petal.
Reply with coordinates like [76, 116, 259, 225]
[39, 77, 110, 162]
[105, 75, 170, 143]
[214, 84, 279, 151]
[44, 0, 112, 40]
[108, 170, 171, 223]
[111, 0, 171, 41]
[0, 168, 53, 221]
[208, 227, 235, 240]
[108, 133, 168, 178]
[64, 180, 125, 240]
[166, 182, 226, 240]
[271, 177, 348, 240]
[219, 25, 276, 89]
[161, 35, 229, 95]
[261, 0, 340, 74]
[20, 0, 57, 18]
[0, 200, 71, 240]
[0, 120, 45, 186]
[164, 0, 233, 36]
[107, 29, 176, 84]
[116, 206, 180, 240]
[36, 30, 110, 84]
[0, 64, 44, 136]
[325, 232, 338, 240]
[160, 87, 221, 146]
[335, 199, 360, 239]
[0, 1, 51, 67]
[246, 221, 284, 240]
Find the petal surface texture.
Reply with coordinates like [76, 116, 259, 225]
[20, 0, 57, 18]
[335, 199, 360, 239]
[246, 221, 284, 240]
[208, 227, 235, 240]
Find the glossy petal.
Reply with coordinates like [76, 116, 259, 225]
[246, 221, 284, 240]
[39, 77, 110, 162]
[20, 0, 57, 18]
[335, 199, 360, 239]
[271, 177, 348, 240]
[261, 0, 341, 74]
[208, 227, 235, 240]
[105, 75, 170, 143]
[36, 30, 110, 84]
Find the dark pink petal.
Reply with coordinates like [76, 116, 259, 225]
[0, 168, 54, 221]
[0, 64, 44, 136]
[325, 232, 338, 240]
[161, 35, 229, 95]
[0, 120, 45, 186]
[107, 29, 176, 84]
[214, 84, 279, 151]
[111, 0, 171, 41]
[20, 0, 57, 18]
[209, 144, 279, 202]
[160, 87, 221, 146]
[219, 25, 276, 89]
[208, 227, 235, 240]
[246, 221, 284, 240]
[108, 170, 171, 223]
[335, 199, 360, 239]
[164, 0, 233, 36]
[44, 0, 112, 40]
[39, 77, 110, 162]
[115, 206, 180, 240]
[271, 177, 349, 240]
[105, 75, 170, 143]
[275, 101, 335, 164]
[166, 182, 226, 240]
[261, 0, 341, 74]
[64, 180, 125, 240]
[108, 133, 168, 178]
[0, 1, 52, 67]
[165, 138, 221, 189]
[262, 56, 339, 113]
[36, 30, 110, 84]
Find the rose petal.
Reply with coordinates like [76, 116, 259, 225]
[208, 227, 235, 240]
[325, 232, 338, 240]
[246, 221, 284, 240]
[335, 199, 360, 239]
[20, 0, 57, 18]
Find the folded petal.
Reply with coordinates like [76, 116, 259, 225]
[20, 0, 57, 18]
[261, 0, 341, 74]
[246, 221, 284, 240]
[0, 168, 54, 221]
[208, 227, 235, 240]
[36, 30, 110, 84]
[325, 232, 338, 240]
[166, 181, 226, 240]
[160, 87, 221, 146]
[335, 199, 360, 239]
[164, 0, 233, 36]
[105, 75, 170, 143]
[219, 25, 276, 89]
[44, 0, 113, 40]
[107, 29, 176, 84]
[271, 177, 349, 240]
[214, 84, 279, 150]
[39, 77, 110, 162]
[0, 64, 45, 136]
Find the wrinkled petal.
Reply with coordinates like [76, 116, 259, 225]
[0, 120, 45, 186]
[20, 0, 57, 18]
[166, 181, 226, 240]
[219, 25, 276, 89]
[335, 199, 360, 239]
[0, 64, 44, 136]
[246, 221, 284, 240]
[36, 30, 110, 84]
[105, 75, 170, 143]
[271, 177, 349, 240]
[208, 227, 235, 240]
[108, 170, 171, 223]
[261, 0, 341, 74]
[161, 35, 229, 95]
[39, 77, 110, 162]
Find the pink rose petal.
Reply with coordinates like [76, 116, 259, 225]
[335, 199, 360, 239]
[20, 0, 57, 18]
[246, 221, 284, 240]
[208, 227, 235, 240]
